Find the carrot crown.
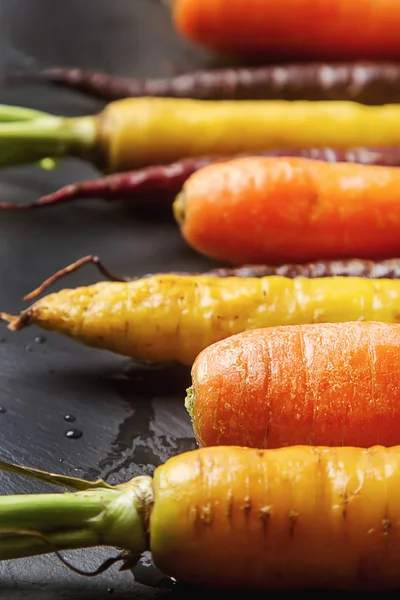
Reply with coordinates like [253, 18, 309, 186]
[0, 104, 97, 168]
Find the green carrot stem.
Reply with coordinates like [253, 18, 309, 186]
[0, 111, 97, 168]
[0, 104, 54, 122]
[0, 477, 152, 562]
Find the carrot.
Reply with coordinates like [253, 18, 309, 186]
[7, 62, 400, 104]
[171, 0, 400, 61]
[2, 146, 400, 211]
[177, 156, 400, 264]
[17, 255, 400, 299]
[187, 321, 400, 449]
[2, 444, 400, 589]
[3, 98, 400, 172]
[205, 258, 400, 279]
[4, 271, 400, 365]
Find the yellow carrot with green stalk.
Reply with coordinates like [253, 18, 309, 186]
[1, 443, 400, 589]
[2, 98, 400, 172]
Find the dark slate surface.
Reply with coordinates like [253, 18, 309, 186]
[0, 2, 395, 599]
[0, 1, 219, 597]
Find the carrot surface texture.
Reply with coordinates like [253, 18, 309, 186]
[4, 273, 400, 365]
[7, 61, 400, 105]
[4, 445, 400, 589]
[187, 321, 400, 449]
[3, 99, 400, 172]
[172, 0, 400, 61]
[177, 156, 400, 264]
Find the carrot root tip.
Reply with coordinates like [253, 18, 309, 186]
[0, 311, 32, 331]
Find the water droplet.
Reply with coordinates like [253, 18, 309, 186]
[25, 345, 32, 352]
[59, 458, 64, 463]
[0, 337, 5, 343]
[64, 414, 76, 423]
[65, 429, 82, 440]
[0, 407, 6, 414]
[34, 336, 46, 344]
[49, 370, 55, 375]
[107, 589, 114, 595]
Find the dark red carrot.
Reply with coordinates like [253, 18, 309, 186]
[22, 255, 400, 302]
[2, 146, 400, 211]
[6, 62, 400, 105]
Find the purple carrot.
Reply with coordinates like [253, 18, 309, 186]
[4, 62, 400, 104]
[23, 255, 400, 302]
[3, 146, 400, 211]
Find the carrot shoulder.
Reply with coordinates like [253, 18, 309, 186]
[172, 0, 400, 60]
[176, 156, 400, 264]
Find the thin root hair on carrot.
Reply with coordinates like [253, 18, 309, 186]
[23, 256, 130, 302]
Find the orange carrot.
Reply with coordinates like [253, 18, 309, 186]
[187, 321, 400, 449]
[171, 0, 400, 60]
[175, 156, 400, 264]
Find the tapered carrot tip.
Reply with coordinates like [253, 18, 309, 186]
[0, 311, 32, 331]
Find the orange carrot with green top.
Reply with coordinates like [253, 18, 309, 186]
[175, 156, 400, 264]
[171, 0, 400, 61]
[187, 321, 400, 449]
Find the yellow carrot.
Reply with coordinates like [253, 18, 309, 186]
[3, 99, 400, 172]
[3, 445, 400, 589]
[3, 272, 400, 364]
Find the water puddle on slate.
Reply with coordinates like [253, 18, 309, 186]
[84, 360, 196, 482]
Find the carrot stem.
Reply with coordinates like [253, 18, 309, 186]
[0, 463, 152, 562]
[0, 104, 51, 122]
[0, 109, 97, 168]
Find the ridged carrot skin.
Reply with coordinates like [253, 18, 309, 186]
[172, 0, 400, 61]
[100, 98, 400, 171]
[3, 275, 400, 365]
[187, 322, 400, 449]
[176, 156, 400, 264]
[153, 444, 400, 589]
